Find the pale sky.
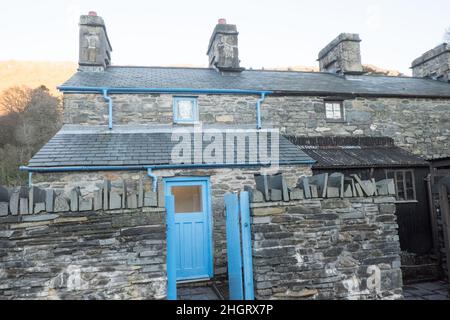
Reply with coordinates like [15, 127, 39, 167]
[1, 0, 449, 75]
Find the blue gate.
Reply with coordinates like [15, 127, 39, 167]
[225, 191, 255, 300]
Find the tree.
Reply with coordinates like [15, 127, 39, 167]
[0, 86, 32, 114]
[0, 85, 62, 185]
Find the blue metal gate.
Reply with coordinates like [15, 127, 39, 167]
[225, 191, 255, 300]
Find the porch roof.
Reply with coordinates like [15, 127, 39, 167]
[27, 125, 314, 168]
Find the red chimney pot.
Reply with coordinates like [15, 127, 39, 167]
[218, 18, 227, 25]
[88, 11, 98, 16]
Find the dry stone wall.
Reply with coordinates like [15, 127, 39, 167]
[251, 197, 403, 300]
[26, 165, 311, 280]
[63, 93, 450, 159]
[0, 206, 166, 300]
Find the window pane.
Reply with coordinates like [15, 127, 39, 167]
[325, 103, 334, 118]
[172, 185, 203, 213]
[333, 104, 341, 119]
[325, 102, 342, 120]
[177, 100, 194, 120]
[405, 171, 415, 200]
[395, 172, 405, 200]
[405, 172, 413, 188]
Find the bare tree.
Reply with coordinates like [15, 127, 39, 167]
[0, 85, 62, 186]
[0, 86, 32, 114]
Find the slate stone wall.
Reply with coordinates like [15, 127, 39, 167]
[0, 207, 167, 300]
[31, 166, 312, 281]
[251, 197, 403, 300]
[63, 93, 450, 159]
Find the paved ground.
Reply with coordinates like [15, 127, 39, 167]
[177, 281, 449, 300]
[177, 286, 221, 300]
[403, 281, 450, 300]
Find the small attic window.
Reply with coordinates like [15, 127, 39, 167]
[324, 101, 345, 122]
[173, 97, 198, 124]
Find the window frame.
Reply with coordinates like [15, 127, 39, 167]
[324, 100, 345, 123]
[385, 169, 417, 203]
[173, 96, 199, 124]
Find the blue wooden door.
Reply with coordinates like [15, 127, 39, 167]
[225, 193, 244, 300]
[225, 191, 254, 300]
[165, 178, 212, 281]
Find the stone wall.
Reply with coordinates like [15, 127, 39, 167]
[31, 165, 311, 280]
[63, 93, 450, 159]
[251, 197, 403, 300]
[0, 207, 166, 300]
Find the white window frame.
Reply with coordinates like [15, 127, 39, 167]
[173, 97, 199, 124]
[324, 101, 345, 122]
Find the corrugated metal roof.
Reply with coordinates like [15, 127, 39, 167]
[61, 66, 450, 98]
[28, 125, 314, 167]
[285, 136, 429, 168]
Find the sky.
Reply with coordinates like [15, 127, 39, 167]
[0, 0, 449, 75]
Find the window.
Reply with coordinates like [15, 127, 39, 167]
[173, 97, 198, 124]
[324, 101, 345, 122]
[386, 170, 416, 201]
[171, 185, 203, 213]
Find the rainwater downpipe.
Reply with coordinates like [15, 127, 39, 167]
[147, 168, 158, 192]
[256, 92, 266, 130]
[102, 89, 113, 130]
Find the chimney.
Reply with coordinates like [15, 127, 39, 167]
[206, 19, 244, 72]
[318, 33, 363, 75]
[78, 12, 112, 72]
[411, 43, 450, 82]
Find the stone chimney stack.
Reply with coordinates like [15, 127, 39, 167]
[411, 43, 450, 82]
[318, 33, 364, 75]
[207, 19, 244, 72]
[78, 11, 112, 72]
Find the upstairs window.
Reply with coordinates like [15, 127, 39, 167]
[386, 169, 416, 201]
[173, 97, 198, 124]
[324, 101, 345, 122]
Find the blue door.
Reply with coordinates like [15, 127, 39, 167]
[165, 178, 212, 281]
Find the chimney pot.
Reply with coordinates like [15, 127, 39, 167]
[218, 18, 227, 25]
[88, 11, 97, 16]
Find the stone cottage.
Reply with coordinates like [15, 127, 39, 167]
[12, 12, 450, 299]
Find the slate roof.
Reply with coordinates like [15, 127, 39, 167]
[28, 125, 314, 168]
[61, 66, 450, 98]
[285, 136, 429, 168]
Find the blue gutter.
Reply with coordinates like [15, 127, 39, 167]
[20, 161, 315, 191]
[58, 86, 273, 129]
[102, 89, 113, 130]
[58, 86, 272, 96]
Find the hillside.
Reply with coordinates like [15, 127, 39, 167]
[0, 60, 76, 114]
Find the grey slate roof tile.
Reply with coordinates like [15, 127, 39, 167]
[286, 136, 429, 168]
[61, 66, 450, 98]
[28, 129, 314, 168]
